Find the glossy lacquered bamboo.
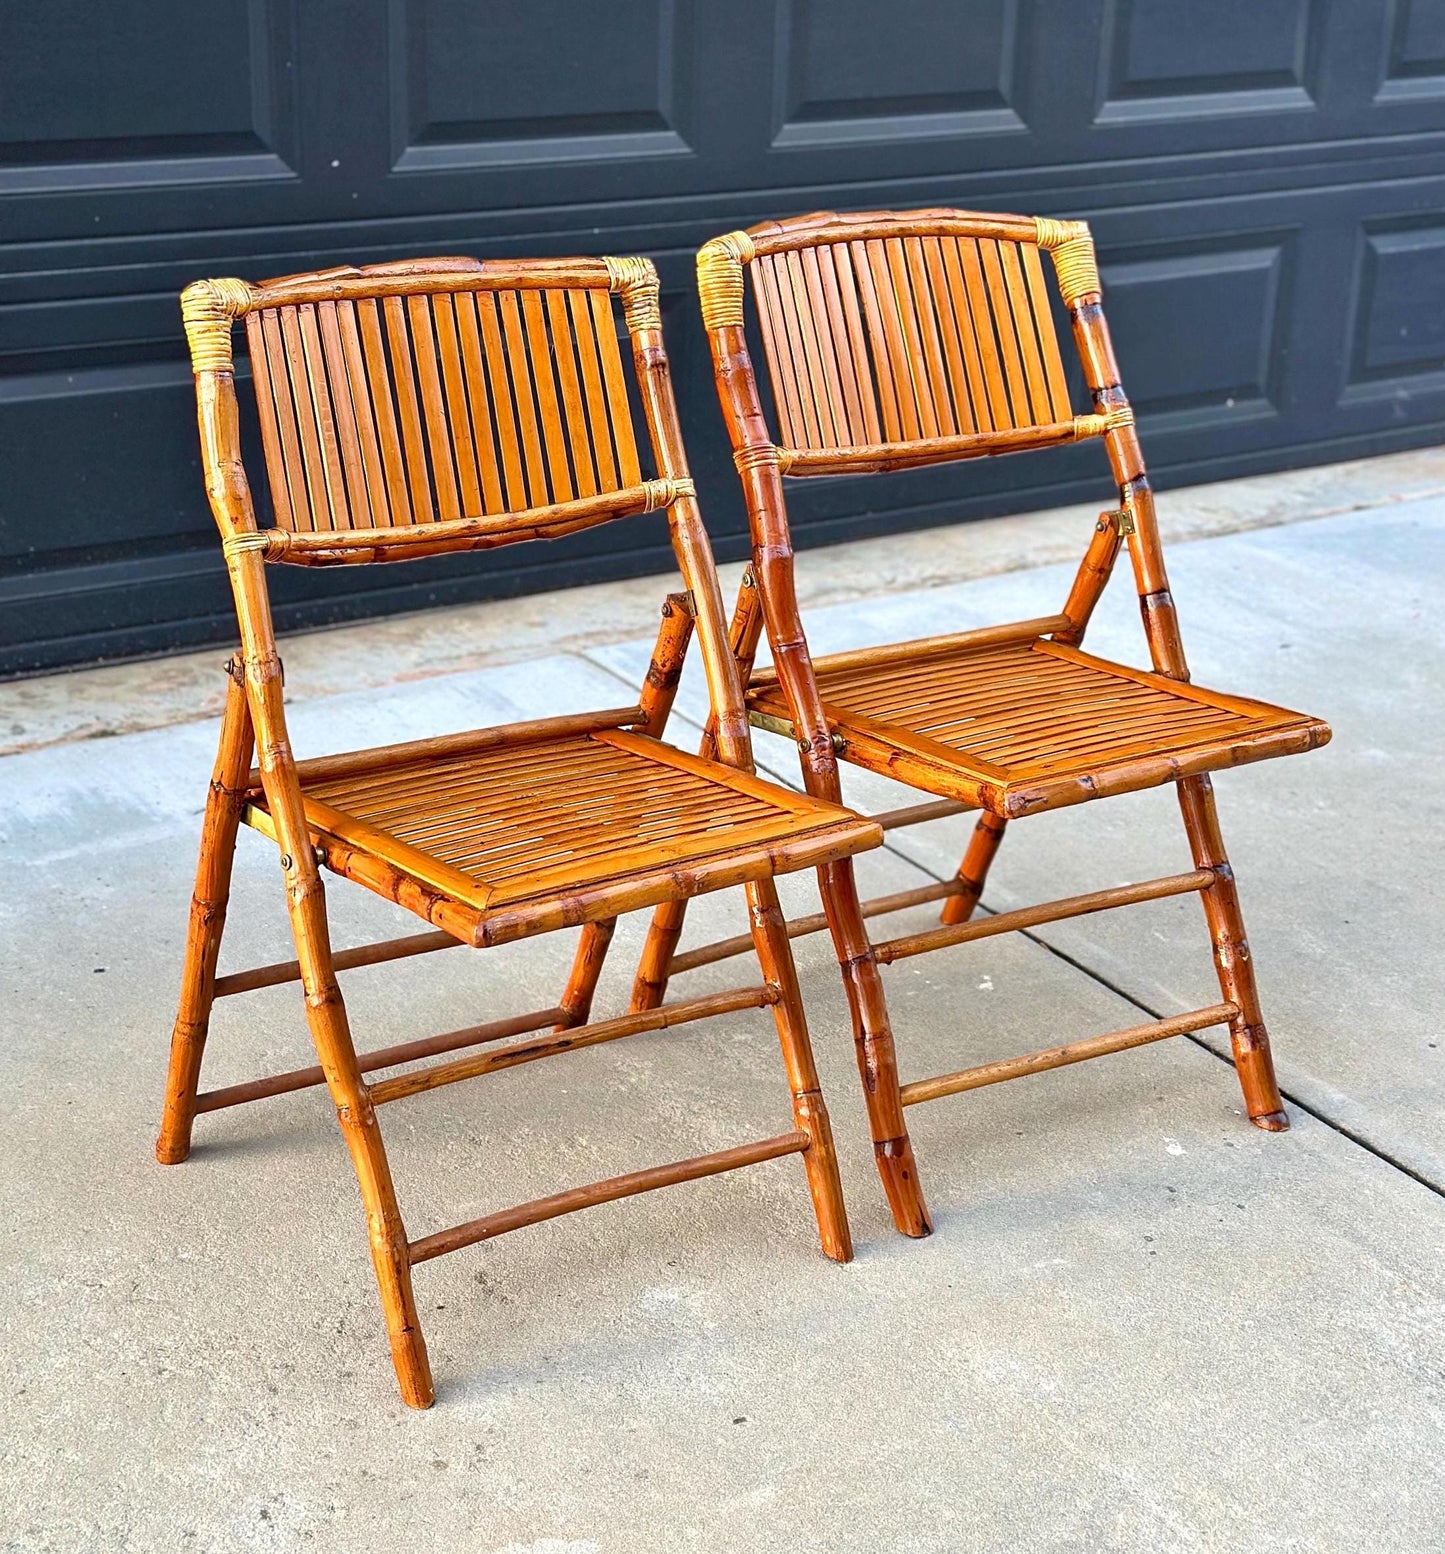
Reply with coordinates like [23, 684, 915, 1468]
[156, 662, 254, 1164]
[196, 1006, 564, 1112]
[938, 812, 1007, 928]
[371, 986, 778, 1105]
[668, 877, 967, 977]
[556, 593, 694, 1032]
[871, 869, 1216, 964]
[409, 1131, 811, 1264]
[213, 928, 463, 998]
[704, 273, 931, 1236]
[898, 1003, 1238, 1107]
[664, 203, 1331, 1228]
[628, 573, 768, 1014]
[161, 254, 871, 1408]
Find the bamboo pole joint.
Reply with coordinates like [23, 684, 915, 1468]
[605, 255, 662, 333]
[1034, 217, 1101, 308]
[179, 277, 253, 373]
[697, 232, 757, 332]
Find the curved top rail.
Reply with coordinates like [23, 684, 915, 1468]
[743, 207, 1052, 258]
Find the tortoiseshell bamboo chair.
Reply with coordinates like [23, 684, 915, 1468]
[156, 254, 880, 1406]
[620, 209, 1330, 1236]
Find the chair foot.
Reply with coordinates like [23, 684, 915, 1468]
[155, 1135, 192, 1166]
[875, 1136, 933, 1238]
[1249, 1109, 1290, 1133]
[394, 1343, 436, 1410]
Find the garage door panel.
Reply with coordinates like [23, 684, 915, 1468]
[2, 0, 1441, 673]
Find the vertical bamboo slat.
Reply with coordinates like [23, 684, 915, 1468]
[741, 228, 1079, 457]
[357, 299, 415, 524]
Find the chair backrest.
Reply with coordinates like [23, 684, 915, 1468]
[243, 258, 643, 533]
[179, 255, 687, 565]
[178, 253, 757, 767]
[693, 207, 1188, 796]
[698, 208, 1123, 477]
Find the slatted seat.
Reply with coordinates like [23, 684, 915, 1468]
[747, 625, 1328, 817]
[157, 253, 874, 1408]
[245, 720, 875, 943]
[629, 207, 1332, 1240]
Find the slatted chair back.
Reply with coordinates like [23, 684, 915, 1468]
[699, 207, 1129, 478]
[181, 256, 689, 557]
[242, 259, 644, 535]
[180, 253, 753, 761]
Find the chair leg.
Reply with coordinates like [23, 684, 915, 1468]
[817, 859, 933, 1236]
[156, 667, 254, 1165]
[630, 897, 688, 1012]
[745, 878, 852, 1262]
[283, 859, 436, 1407]
[939, 812, 1008, 927]
[555, 919, 616, 1030]
[1177, 774, 1289, 1132]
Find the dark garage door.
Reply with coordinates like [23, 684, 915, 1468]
[4, 0, 1444, 674]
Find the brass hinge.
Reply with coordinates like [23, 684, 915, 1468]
[747, 709, 846, 755]
[1102, 505, 1135, 538]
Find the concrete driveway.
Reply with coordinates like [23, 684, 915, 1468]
[2, 456, 1441, 1552]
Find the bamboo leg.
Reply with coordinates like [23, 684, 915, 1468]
[286, 871, 435, 1404]
[630, 899, 686, 1012]
[558, 592, 695, 1027]
[1177, 774, 1288, 1131]
[938, 812, 1007, 927]
[242, 647, 434, 1407]
[156, 664, 255, 1165]
[555, 919, 615, 1029]
[745, 878, 852, 1261]
[631, 576, 764, 1014]
[279, 830, 435, 1405]
[817, 858, 932, 1236]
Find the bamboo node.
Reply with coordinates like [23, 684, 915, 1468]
[1034, 219, 1101, 308]
[696, 232, 755, 333]
[604, 256, 662, 333]
[179, 277, 252, 374]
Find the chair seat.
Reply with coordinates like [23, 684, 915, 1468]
[244, 725, 880, 946]
[747, 629, 1330, 818]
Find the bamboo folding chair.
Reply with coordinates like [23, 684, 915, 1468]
[622, 209, 1331, 1237]
[156, 254, 880, 1406]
